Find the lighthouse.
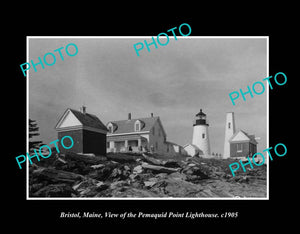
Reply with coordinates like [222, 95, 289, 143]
[192, 109, 211, 156]
[223, 112, 236, 159]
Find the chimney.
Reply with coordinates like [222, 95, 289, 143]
[128, 113, 131, 120]
[151, 113, 153, 117]
[80, 105, 86, 114]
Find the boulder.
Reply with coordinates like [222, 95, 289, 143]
[133, 165, 143, 174]
[110, 180, 130, 190]
[142, 154, 182, 168]
[72, 179, 109, 197]
[144, 181, 157, 187]
[106, 153, 143, 163]
[90, 164, 105, 169]
[169, 172, 187, 181]
[149, 177, 203, 197]
[143, 177, 159, 187]
[182, 165, 209, 181]
[141, 163, 181, 174]
[65, 152, 106, 165]
[32, 183, 76, 197]
[109, 187, 163, 197]
[163, 160, 182, 168]
[88, 161, 120, 181]
[32, 167, 84, 184]
[142, 154, 164, 166]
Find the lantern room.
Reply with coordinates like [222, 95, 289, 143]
[193, 109, 209, 126]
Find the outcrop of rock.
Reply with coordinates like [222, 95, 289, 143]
[29, 152, 266, 198]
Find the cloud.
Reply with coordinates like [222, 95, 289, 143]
[148, 92, 177, 107]
[29, 37, 267, 154]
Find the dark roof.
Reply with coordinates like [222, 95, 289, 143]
[195, 109, 206, 117]
[243, 131, 258, 145]
[107, 116, 166, 135]
[69, 108, 108, 131]
[165, 141, 183, 148]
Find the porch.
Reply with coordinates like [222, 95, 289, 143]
[107, 135, 148, 153]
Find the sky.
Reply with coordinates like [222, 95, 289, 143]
[28, 37, 268, 155]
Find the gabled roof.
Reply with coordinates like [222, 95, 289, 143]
[107, 116, 166, 136]
[55, 108, 108, 132]
[183, 143, 204, 155]
[70, 109, 108, 131]
[229, 130, 258, 145]
[183, 143, 200, 150]
[165, 141, 183, 148]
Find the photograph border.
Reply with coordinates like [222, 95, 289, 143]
[26, 36, 269, 201]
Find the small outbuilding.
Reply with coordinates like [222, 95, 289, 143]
[165, 141, 187, 156]
[183, 143, 203, 157]
[55, 106, 108, 155]
[229, 130, 258, 158]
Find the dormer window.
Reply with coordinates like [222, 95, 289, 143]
[107, 122, 117, 134]
[135, 121, 141, 131]
[134, 120, 144, 132]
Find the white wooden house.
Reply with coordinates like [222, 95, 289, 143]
[106, 113, 184, 156]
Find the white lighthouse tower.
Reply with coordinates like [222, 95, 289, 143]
[192, 109, 211, 156]
[223, 112, 236, 159]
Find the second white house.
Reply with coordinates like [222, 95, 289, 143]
[106, 113, 185, 156]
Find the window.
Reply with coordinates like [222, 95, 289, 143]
[135, 122, 140, 131]
[228, 123, 231, 129]
[155, 142, 158, 150]
[237, 143, 242, 152]
[108, 126, 113, 133]
[152, 127, 155, 135]
[202, 133, 205, 139]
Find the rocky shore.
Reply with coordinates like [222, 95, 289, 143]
[29, 152, 267, 198]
